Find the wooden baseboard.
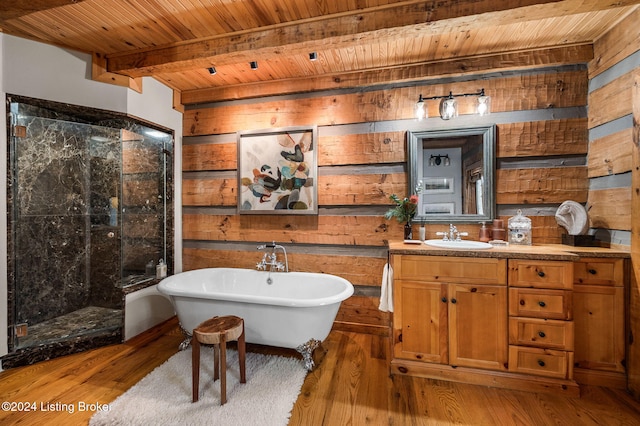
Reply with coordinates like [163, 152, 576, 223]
[574, 367, 627, 389]
[391, 359, 580, 397]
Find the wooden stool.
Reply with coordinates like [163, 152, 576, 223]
[192, 315, 246, 405]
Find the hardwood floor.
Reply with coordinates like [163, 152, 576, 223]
[1, 317, 639, 425]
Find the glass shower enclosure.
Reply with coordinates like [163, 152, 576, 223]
[4, 96, 173, 367]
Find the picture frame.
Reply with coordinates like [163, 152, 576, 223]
[422, 202, 455, 215]
[237, 125, 318, 215]
[422, 177, 454, 194]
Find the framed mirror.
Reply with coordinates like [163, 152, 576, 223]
[407, 125, 496, 224]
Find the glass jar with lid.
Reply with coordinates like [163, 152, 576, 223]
[508, 209, 532, 245]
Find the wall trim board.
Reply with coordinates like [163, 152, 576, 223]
[183, 133, 235, 145]
[497, 205, 562, 217]
[318, 164, 404, 176]
[593, 229, 631, 246]
[589, 114, 633, 141]
[183, 204, 563, 219]
[369, 108, 587, 133]
[589, 172, 633, 190]
[183, 170, 237, 179]
[590, 48, 640, 93]
[353, 286, 382, 297]
[183, 240, 388, 258]
[497, 156, 586, 169]
[182, 159, 587, 180]
[183, 206, 235, 215]
[184, 65, 588, 110]
[182, 205, 391, 216]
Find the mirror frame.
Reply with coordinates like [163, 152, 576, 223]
[407, 124, 496, 224]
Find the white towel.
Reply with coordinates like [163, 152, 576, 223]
[378, 263, 394, 312]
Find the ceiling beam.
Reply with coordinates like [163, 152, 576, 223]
[179, 44, 593, 105]
[0, 0, 88, 21]
[107, 0, 572, 77]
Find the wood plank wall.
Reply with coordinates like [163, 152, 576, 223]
[588, 7, 640, 397]
[630, 72, 640, 400]
[181, 50, 594, 334]
[587, 7, 639, 244]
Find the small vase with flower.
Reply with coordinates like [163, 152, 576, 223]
[384, 194, 419, 240]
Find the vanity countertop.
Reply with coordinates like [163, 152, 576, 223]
[388, 241, 630, 260]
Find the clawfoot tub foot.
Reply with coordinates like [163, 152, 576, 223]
[296, 339, 326, 371]
[178, 323, 192, 351]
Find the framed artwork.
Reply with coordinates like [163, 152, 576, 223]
[423, 202, 455, 215]
[237, 125, 318, 214]
[422, 177, 454, 194]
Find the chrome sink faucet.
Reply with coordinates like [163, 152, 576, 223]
[256, 241, 289, 272]
[436, 224, 469, 241]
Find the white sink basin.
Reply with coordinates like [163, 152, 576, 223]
[424, 239, 493, 250]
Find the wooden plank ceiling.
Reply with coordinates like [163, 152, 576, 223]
[1, 0, 639, 105]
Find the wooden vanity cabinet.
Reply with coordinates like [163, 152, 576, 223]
[392, 255, 508, 372]
[572, 258, 626, 387]
[389, 243, 628, 396]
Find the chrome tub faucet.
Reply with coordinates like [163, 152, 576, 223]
[256, 241, 289, 272]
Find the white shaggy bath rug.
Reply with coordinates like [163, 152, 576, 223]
[90, 347, 307, 426]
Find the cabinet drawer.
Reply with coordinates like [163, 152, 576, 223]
[508, 346, 573, 379]
[573, 258, 624, 286]
[394, 255, 507, 284]
[509, 317, 574, 350]
[508, 288, 572, 320]
[508, 260, 572, 289]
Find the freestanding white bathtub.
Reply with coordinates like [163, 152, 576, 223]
[157, 268, 354, 364]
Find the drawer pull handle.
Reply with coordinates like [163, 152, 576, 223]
[539, 301, 546, 307]
[588, 269, 597, 275]
[538, 331, 546, 338]
[538, 360, 546, 367]
[519, 299, 525, 306]
[537, 271, 545, 278]
[451, 298, 457, 304]
[441, 297, 447, 303]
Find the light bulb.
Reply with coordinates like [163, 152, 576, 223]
[415, 95, 426, 120]
[439, 96, 457, 120]
[477, 95, 491, 116]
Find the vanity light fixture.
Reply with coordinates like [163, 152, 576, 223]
[415, 88, 490, 120]
[309, 52, 318, 61]
[207, 67, 216, 75]
[250, 61, 258, 70]
[429, 154, 450, 167]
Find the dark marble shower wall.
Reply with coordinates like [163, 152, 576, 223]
[5, 95, 174, 364]
[88, 135, 123, 309]
[11, 114, 121, 325]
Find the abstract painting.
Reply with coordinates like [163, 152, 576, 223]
[237, 126, 318, 214]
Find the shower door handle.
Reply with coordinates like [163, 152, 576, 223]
[107, 232, 115, 238]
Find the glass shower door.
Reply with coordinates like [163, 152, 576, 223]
[9, 108, 124, 351]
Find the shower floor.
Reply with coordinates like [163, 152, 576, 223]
[16, 306, 123, 349]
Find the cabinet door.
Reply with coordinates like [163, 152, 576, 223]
[573, 285, 625, 372]
[448, 284, 508, 371]
[393, 280, 448, 364]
